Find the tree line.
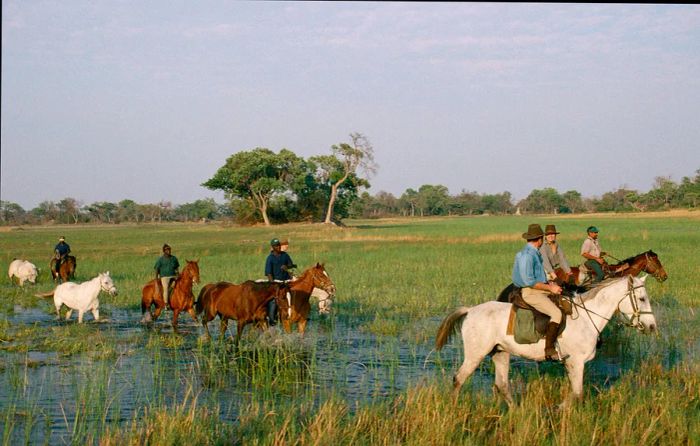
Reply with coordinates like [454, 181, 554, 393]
[1, 142, 698, 226]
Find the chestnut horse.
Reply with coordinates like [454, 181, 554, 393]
[195, 280, 289, 344]
[51, 255, 76, 283]
[276, 263, 336, 335]
[556, 250, 667, 287]
[141, 260, 200, 331]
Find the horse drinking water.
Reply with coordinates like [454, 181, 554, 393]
[436, 276, 657, 405]
[36, 272, 118, 323]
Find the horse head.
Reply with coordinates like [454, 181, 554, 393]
[616, 276, 656, 333]
[99, 272, 118, 296]
[310, 263, 336, 295]
[643, 251, 668, 282]
[184, 260, 200, 284]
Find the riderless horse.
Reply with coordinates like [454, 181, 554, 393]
[36, 272, 118, 323]
[141, 260, 200, 331]
[276, 263, 336, 335]
[436, 276, 657, 405]
[195, 280, 289, 344]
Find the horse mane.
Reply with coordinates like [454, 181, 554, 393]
[614, 250, 655, 266]
[580, 276, 628, 302]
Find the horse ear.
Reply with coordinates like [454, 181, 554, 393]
[640, 274, 648, 283]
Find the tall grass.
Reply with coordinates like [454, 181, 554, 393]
[1, 213, 699, 444]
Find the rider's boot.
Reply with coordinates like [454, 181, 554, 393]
[544, 322, 568, 362]
[266, 299, 277, 327]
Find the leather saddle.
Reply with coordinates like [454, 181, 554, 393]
[501, 285, 571, 344]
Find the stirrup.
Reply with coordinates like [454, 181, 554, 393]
[545, 348, 570, 363]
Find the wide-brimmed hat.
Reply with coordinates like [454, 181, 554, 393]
[544, 225, 560, 235]
[522, 224, 545, 240]
[586, 226, 599, 233]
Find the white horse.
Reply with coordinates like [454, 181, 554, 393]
[8, 259, 38, 286]
[36, 272, 118, 323]
[436, 275, 657, 405]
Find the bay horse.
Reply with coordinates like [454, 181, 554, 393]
[195, 280, 289, 344]
[51, 255, 76, 283]
[141, 260, 200, 331]
[36, 272, 118, 323]
[276, 263, 336, 335]
[436, 276, 657, 405]
[558, 250, 667, 287]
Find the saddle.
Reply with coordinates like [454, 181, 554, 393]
[505, 286, 571, 344]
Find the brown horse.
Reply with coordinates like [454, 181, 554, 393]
[141, 260, 200, 331]
[51, 255, 76, 283]
[195, 280, 289, 344]
[557, 250, 668, 286]
[276, 263, 336, 335]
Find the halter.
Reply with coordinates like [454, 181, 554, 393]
[310, 267, 336, 295]
[100, 275, 117, 294]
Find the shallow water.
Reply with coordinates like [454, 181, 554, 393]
[0, 302, 678, 444]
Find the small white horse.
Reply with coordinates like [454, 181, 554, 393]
[36, 272, 118, 323]
[8, 259, 38, 286]
[436, 276, 657, 405]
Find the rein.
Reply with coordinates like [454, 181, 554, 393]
[570, 276, 650, 338]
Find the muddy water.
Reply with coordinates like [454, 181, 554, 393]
[0, 304, 663, 444]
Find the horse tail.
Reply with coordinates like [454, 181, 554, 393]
[35, 291, 55, 299]
[435, 306, 470, 351]
[195, 285, 211, 315]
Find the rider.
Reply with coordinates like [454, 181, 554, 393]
[540, 224, 574, 285]
[265, 238, 296, 326]
[53, 236, 71, 278]
[512, 223, 565, 362]
[581, 226, 606, 283]
[154, 244, 179, 307]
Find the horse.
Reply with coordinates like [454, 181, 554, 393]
[195, 280, 289, 344]
[560, 250, 667, 286]
[436, 276, 657, 405]
[51, 255, 76, 283]
[8, 259, 38, 286]
[35, 272, 118, 323]
[276, 263, 336, 335]
[140, 260, 200, 331]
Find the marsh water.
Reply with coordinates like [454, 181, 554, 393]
[0, 299, 681, 444]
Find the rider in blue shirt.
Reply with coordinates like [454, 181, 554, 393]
[512, 224, 565, 362]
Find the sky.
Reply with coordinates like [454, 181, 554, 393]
[2, 2, 700, 210]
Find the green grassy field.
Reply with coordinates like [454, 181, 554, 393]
[1, 213, 699, 445]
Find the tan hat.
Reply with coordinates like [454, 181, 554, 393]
[58, 236, 65, 242]
[544, 225, 560, 235]
[522, 224, 545, 240]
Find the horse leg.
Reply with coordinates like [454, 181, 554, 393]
[453, 352, 487, 400]
[220, 317, 229, 340]
[172, 309, 180, 332]
[188, 307, 198, 323]
[282, 318, 292, 333]
[491, 351, 514, 406]
[564, 359, 585, 405]
[91, 307, 99, 322]
[298, 318, 307, 336]
[235, 321, 246, 346]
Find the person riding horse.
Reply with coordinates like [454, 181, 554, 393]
[154, 244, 179, 307]
[512, 224, 566, 362]
[581, 226, 608, 284]
[265, 238, 296, 327]
[52, 236, 71, 278]
[540, 224, 574, 285]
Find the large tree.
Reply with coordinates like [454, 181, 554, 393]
[315, 133, 377, 224]
[203, 148, 302, 225]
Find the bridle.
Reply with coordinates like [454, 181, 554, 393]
[570, 276, 652, 338]
[311, 267, 336, 295]
[100, 276, 117, 294]
[642, 252, 666, 282]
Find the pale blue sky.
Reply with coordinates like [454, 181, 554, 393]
[2, 2, 699, 209]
